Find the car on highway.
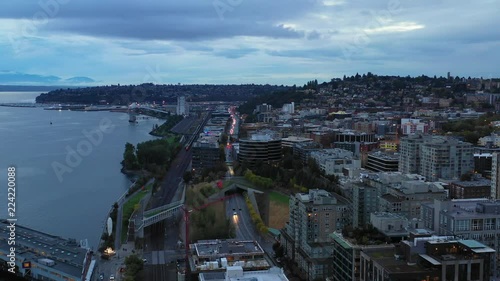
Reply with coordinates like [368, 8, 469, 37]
[99, 273, 104, 280]
[109, 274, 115, 280]
[233, 211, 237, 216]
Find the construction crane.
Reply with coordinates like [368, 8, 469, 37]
[182, 193, 237, 278]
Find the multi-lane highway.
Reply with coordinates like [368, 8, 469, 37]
[226, 194, 260, 241]
[226, 194, 279, 267]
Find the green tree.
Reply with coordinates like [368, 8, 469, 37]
[183, 171, 193, 185]
[124, 254, 144, 281]
[122, 143, 139, 170]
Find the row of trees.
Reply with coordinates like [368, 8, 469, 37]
[235, 148, 339, 194]
[245, 194, 268, 234]
[243, 169, 274, 189]
[121, 137, 181, 179]
[190, 206, 235, 241]
[149, 115, 184, 136]
[238, 89, 314, 115]
[441, 112, 499, 144]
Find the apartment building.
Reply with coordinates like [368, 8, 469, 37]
[379, 180, 447, 220]
[421, 198, 500, 269]
[399, 135, 474, 181]
[293, 141, 322, 164]
[329, 232, 394, 281]
[341, 181, 378, 229]
[449, 178, 491, 199]
[309, 149, 361, 176]
[281, 189, 350, 280]
[359, 237, 495, 281]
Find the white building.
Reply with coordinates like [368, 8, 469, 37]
[176, 96, 188, 115]
[310, 148, 361, 175]
[400, 118, 429, 135]
[478, 133, 500, 147]
[282, 102, 295, 114]
[198, 266, 289, 281]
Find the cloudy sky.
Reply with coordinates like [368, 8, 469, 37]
[0, 0, 498, 85]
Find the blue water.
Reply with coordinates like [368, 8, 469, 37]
[0, 92, 163, 248]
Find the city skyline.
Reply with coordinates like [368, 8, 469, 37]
[0, 0, 498, 85]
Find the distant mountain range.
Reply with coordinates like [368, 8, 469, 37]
[0, 71, 95, 90]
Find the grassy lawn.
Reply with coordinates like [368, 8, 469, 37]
[268, 191, 290, 229]
[269, 191, 289, 205]
[121, 184, 152, 243]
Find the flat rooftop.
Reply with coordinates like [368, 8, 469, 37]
[194, 240, 264, 257]
[0, 220, 89, 278]
[368, 150, 400, 160]
[281, 136, 313, 142]
[199, 266, 289, 281]
[451, 179, 490, 187]
[364, 248, 431, 274]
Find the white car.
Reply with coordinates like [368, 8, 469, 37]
[109, 274, 115, 280]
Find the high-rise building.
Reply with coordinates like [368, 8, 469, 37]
[492, 153, 500, 198]
[399, 135, 474, 181]
[280, 189, 350, 280]
[238, 134, 281, 166]
[330, 232, 394, 281]
[351, 182, 378, 228]
[398, 134, 424, 174]
[192, 141, 220, 171]
[176, 96, 188, 115]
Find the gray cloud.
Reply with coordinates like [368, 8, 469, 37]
[213, 48, 259, 59]
[0, 0, 315, 41]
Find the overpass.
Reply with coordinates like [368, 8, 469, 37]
[134, 183, 186, 233]
[128, 104, 172, 122]
[133, 181, 263, 235]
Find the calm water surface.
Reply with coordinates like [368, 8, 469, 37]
[0, 92, 163, 248]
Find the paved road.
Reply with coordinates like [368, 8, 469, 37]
[226, 194, 278, 267]
[226, 194, 259, 241]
